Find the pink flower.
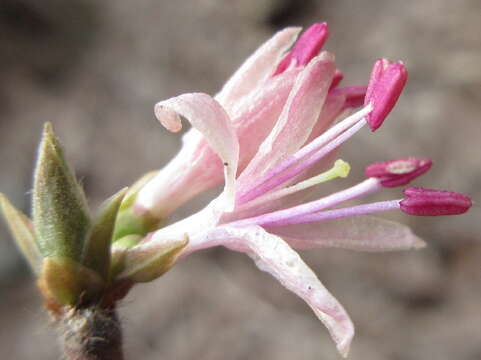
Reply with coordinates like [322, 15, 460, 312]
[125, 24, 471, 356]
[135, 23, 363, 218]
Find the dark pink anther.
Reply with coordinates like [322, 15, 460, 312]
[329, 69, 344, 90]
[363, 59, 408, 131]
[365, 157, 432, 187]
[400, 187, 472, 216]
[274, 23, 329, 75]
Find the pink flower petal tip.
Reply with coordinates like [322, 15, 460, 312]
[365, 157, 432, 187]
[274, 22, 329, 75]
[364, 58, 408, 131]
[400, 187, 472, 216]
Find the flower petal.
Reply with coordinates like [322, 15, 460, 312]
[138, 93, 239, 213]
[267, 215, 426, 251]
[185, 225, 354, 357]
[238, 53, 335, 192]
[136, 69, 300, 217]
[216, 27, 301, 111]
[232, 68, 301, 170]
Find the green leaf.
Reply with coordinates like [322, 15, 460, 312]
[38, 257, 104, 306]
[82, 187, 128, 280]
[118, 235, 188, 283]
[0, 193, 42, 274]
[32, 123, 91, 261]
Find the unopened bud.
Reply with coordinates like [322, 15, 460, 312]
[33, 123, 91, 261]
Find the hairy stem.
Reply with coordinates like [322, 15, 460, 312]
[57, 306, 124, 360]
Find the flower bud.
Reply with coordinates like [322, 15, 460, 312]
[365, 157, 432, 187]
[32, 123, 91, 261]
[400, 187, 472, 216]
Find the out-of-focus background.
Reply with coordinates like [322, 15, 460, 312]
[1, 0, 480, 359]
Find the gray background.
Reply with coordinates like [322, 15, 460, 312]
[1, 0, 480, 359]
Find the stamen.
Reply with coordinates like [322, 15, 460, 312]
[263, 200, 401, 227]
[238, 159, 351, 212]
[329, 69, 344, 90]
[400, 187, 472, 216]
[231, 178, 382, 228]
[238, 104, 372, 204]
[330, 86, 368, 109]
[274, 23, 329, 75]
[364, 59, 408, 131]
[365, 157, 432, 187]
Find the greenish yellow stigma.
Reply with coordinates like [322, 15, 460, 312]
[239, 159, 351, 211]
[284, 159, 350, 192]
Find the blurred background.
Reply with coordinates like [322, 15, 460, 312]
[1, 0, 480, 359]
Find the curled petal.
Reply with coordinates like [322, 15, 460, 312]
[216, 27, 301, 110]
[139, 93, 239, 212]
[187, 225, 354, 357]
[136, 69, 300, 217]
[267, 215, 426, 252]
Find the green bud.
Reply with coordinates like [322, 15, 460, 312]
[112, 172, 161, 241]
[119, 235, 188, 283]
[82, 188, 128, 280]
[32, 123, 91, 261]
[0, 193, 42, 274]
[38, 257, 104, 306]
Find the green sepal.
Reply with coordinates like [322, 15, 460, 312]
[112, 171, 162, 241]
[38, 257, 104, 306]
[118, 235, 188, 283]
[0, 193, 42, 274]
[109, 234, 143, 280]
[32, 123, 91, 261]
[82, 187, 128, 280]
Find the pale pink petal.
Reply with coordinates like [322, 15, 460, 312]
[267, 215, 426, 251]
[180, 225, 354, 357]
[134, 144, 223, 217]
[137, 93, 239, 214]
[306, 90, 346, 143]
[238, 53, 336, 191]
[233, 68, 301, 170]
[136, 69, 300, 217]
[216, 27, 301, 111]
